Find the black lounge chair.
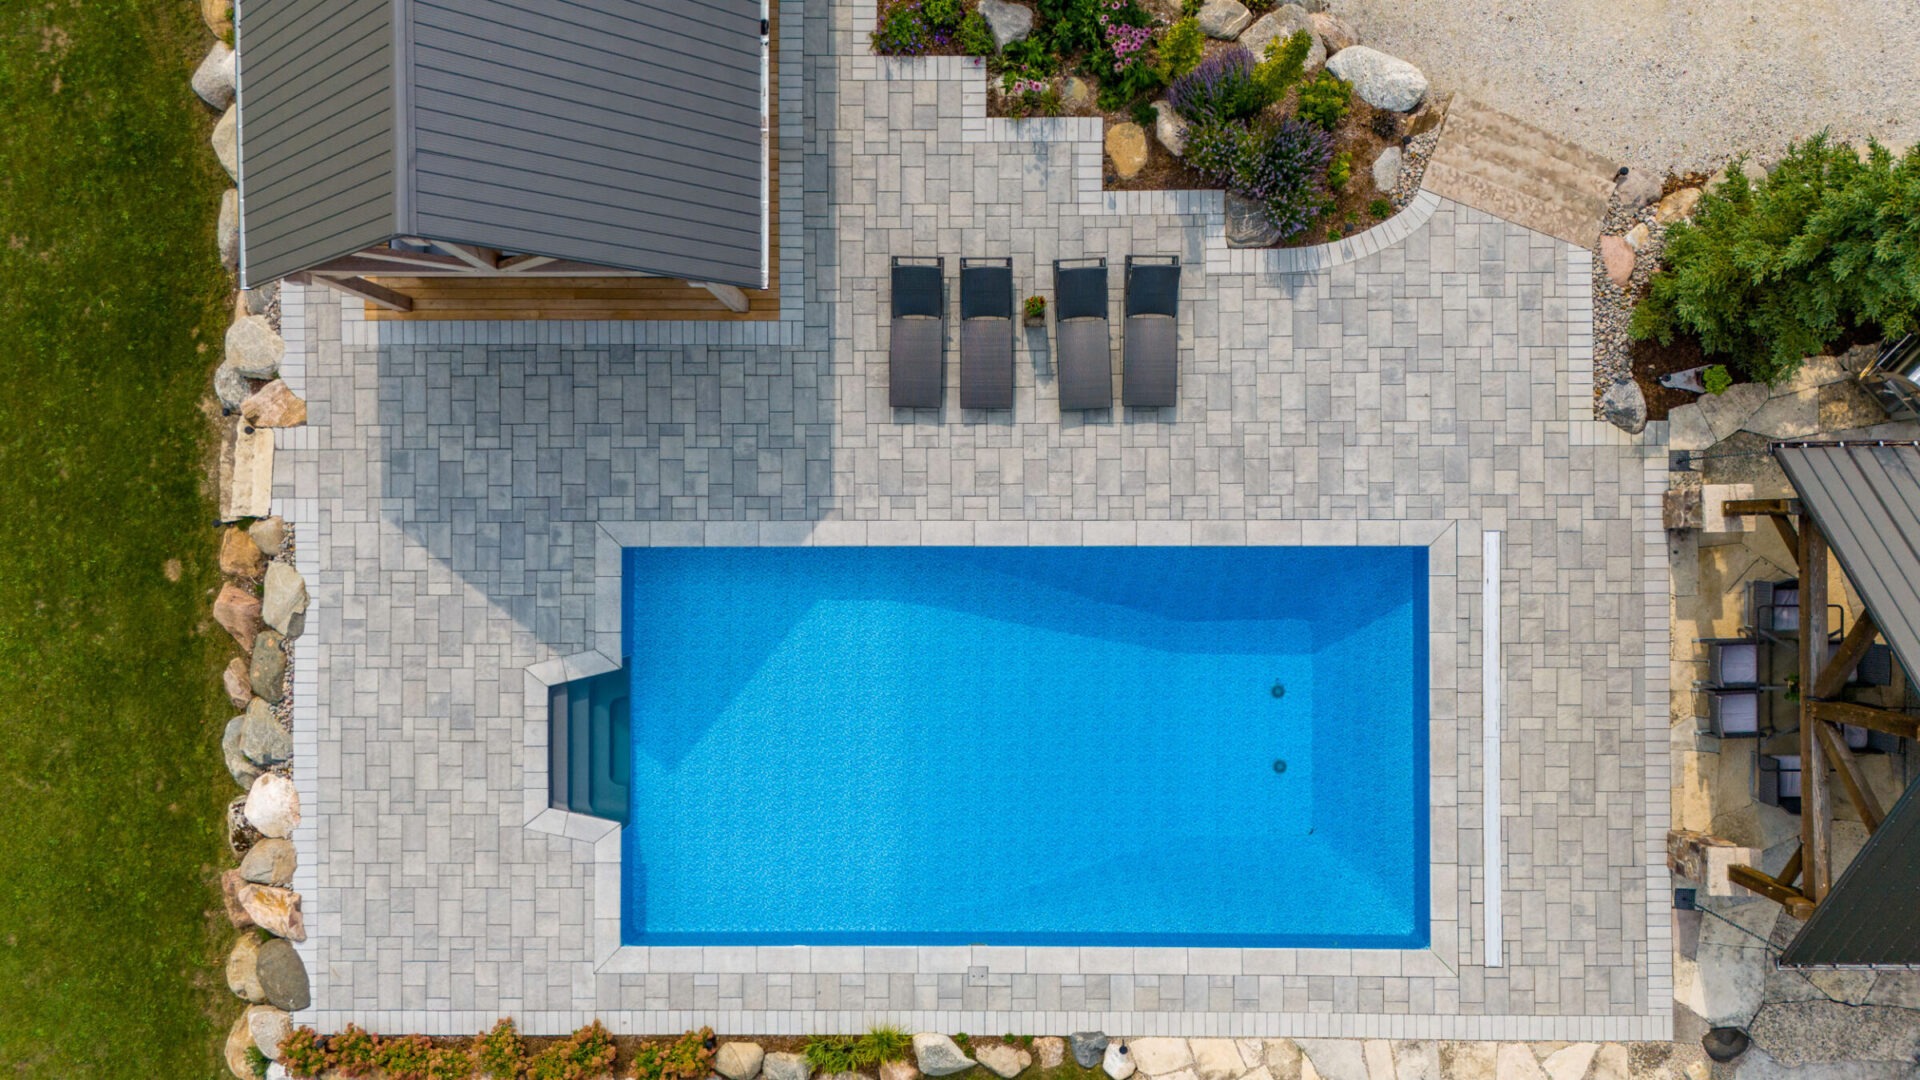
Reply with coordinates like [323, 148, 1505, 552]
[1054, 257, 1112, 411]
[1122, 254, 1181, 408]
[959, 257, 1015, 410]
[890, 256, 945, 409]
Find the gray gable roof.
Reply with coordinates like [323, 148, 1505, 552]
[1773, 441, 1920, 968]
[236, 0, 767, 289]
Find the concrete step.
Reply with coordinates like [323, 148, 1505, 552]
[1422, 96, 1617, 246]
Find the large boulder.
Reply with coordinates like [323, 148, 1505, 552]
[247, 1005, 293, 1062]
[1240, 6, 1323, 72]
[1371, 146, 1403, 193]
[1196, 0, 1252, 39]
[219, 417, 275, 523]
[1600, 235, 1635, 288]
[1071, 1034, 1109, 1069]
[222, 717, 264, 789]
[254, 937, 310, 1012]
[1325, 46, 1428, 112]
[238, 883, 306, 941]
[194, 43, 236, 110]
[261, 563, 308, 637]
[716, 1042, 766, 1080]
[1225, 192, 1280, 247]
[220, 527, 266, 579]
[1615, 169, 1663, 209]
[212, 105, 239, 179]
[225, 316, 285, 379]
[239, 700, 291, 766]
[242, 380, 308, 429]
[763, 1052, 812, 1080]
[226, 933, 267, 1002]
[1033, 1039, 1065, 1071]
[213, 362, 251, 412]
[249, 629, 287, 702]
[240, 837, 297, 886]
[249, 517, 288, 557]
[913, 1034, 976, 1077]
[1600, 378, 1648, 435]
[1307, 11, 1356, 52]
[976, 1046, 1030, 1078]
[1655, 186, 1703, 225]
[1102, 1043, 1134, 1080]
[1127, 1040, 1192, 1077]
[977, 0, 1033, 49]
[223, 658, 254, 710]
[225, 1011, 257, 1080]
[214, 583, 263, 650]
[1105, 123, 1148, 180]
[244, 772, 300, 838]
[217, 187, 240, 271]
[203, 0, 232, 36]
[1152, 101, 1187, 157]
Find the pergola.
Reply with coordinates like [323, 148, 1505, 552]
[1713, 441, 1920, 965]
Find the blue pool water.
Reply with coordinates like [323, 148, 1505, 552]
[621, 546, 1427, 948]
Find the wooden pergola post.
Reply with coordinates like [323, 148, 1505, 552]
[1798, 513, 1834, 902]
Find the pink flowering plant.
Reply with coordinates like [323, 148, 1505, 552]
[1090, 0, 1164, 110]
[999, 74, 1062, 118]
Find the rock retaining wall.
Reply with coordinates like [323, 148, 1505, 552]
[190, 2, 314, 1075]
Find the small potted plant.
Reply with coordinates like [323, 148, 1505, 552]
[1023, 295, 1046, 327]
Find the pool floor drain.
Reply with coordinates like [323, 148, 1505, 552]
[1270, 681, 1286, 699]
[1272, 759, 1288, 774]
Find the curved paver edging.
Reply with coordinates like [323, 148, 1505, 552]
[875, 54, 1439, 272]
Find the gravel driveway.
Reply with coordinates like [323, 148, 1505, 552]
[1339, 0, 1920, 173]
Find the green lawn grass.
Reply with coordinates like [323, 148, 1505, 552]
[0, 1, 240, 1076]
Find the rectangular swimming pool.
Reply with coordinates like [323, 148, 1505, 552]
[621, 546, 1428, 948]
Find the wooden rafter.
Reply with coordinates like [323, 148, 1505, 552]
[1814, 721, 1885, 832]
[1808, 700, 1920, 741]
[1813, 611, 1881, 700]
[499, 254, 557, 272]
[1728, 863, 1816, 918]
[692, 281, 750, 313]
[1723, 499, 1800, 516]
[1798, 514, 1834, 902]
[290, 272, 413, 312]
[437, 243, 501, 271]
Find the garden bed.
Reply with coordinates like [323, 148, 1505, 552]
[873, 0, 1435, 248]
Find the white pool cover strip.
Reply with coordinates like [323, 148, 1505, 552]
[1482, 529, 1503, 968]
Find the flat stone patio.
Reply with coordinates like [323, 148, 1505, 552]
[273, 0, 1672, 1043]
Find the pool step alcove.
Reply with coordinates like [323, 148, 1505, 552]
[548, 662, 632, 823]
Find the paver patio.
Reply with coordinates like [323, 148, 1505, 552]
[273, 0, 1672, 1043]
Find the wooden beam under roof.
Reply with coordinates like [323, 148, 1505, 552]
[1799, 513, 1835, 902]
[1808, 701, 1920, 741]
[1728, 863, 1816, 918]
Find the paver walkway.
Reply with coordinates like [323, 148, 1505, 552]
[272, 0, 1672, 1042]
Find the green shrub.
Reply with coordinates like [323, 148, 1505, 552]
[631, 1028, 716, 1080]
[331, 1025, 380, 1079]
[1253, 30, 1312, 102]
[1632, 135, 1920, 384]
[430, 1046, 477, 1080]
[1327, 150, 1352, 191]
[1296, 69, 1351, 130]
[1156, 18, 1205, 81]
[526, 1022, 619, 1080]
[804, 1037, 863, 1073]
[1168, 47, 1266, 123]
[958, 11, 995, 56]
[376, 1034, 438, 1080]
[1369, 197, 1393, 219]
[246, 1045, 271, 1079]
[1039, 0, 1106, 56]
[859, 1027, 914, 1064]
[474, 1019, 526, 1080]
[921, 0, 965, 31]
[280, 1028, 331, 1079]
[995, 36, 1058, 77]
[1702, 364, 1733, 394]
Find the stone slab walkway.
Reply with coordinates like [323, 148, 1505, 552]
[270, 0, 1673, 1044]
[1424, 97, 1616, 248]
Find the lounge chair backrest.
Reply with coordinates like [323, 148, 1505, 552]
[892, 257, 945, 319]
[960, 259, 1013, 319]
[1054, 259, 1108, 322]
[1125, 255, 1180, 318]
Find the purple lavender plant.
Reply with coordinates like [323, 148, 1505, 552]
[1167, 46, 1260, 123]
[1239, 118, 1335, 238]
